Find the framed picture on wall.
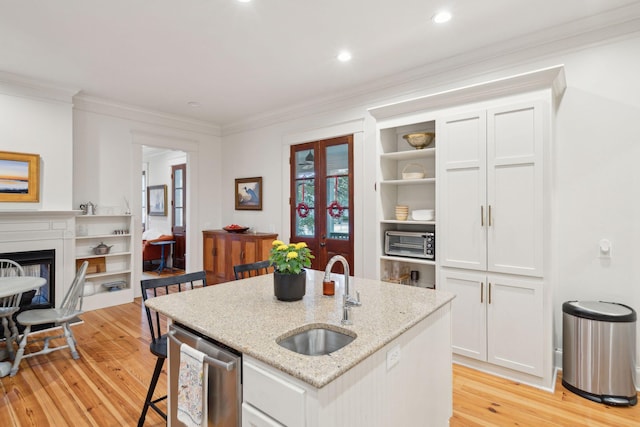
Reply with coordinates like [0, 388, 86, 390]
[235, 177, 262, 210]
[148, 184, 167, 216]
[0, 151, 40, 203]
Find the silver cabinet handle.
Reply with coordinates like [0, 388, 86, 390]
[488, 205, 492, 227]
[168, 330, 236, 371]
[481, 206, 484, 227]
[480, 282, 484, 303]
[488, 282, 492, 304]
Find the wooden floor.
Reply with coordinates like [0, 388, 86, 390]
[1, 299, 638, 427]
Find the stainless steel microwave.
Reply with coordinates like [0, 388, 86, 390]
[384, 231, 435, 260]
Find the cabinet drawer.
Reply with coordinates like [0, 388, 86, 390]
[242, 403, 284, 427]
[243, 359, 305, 427]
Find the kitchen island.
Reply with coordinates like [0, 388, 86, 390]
[145, 269, 455, 426]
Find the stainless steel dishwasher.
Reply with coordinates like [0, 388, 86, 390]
[168, 323, 242, 426]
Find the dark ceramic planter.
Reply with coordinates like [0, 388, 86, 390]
[273, 270, 306, 301]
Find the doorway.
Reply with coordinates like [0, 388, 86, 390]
[142, 147, 187, 272]
[290, 135, 354, 272]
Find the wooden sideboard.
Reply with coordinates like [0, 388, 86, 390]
[202, 230, 278, 284]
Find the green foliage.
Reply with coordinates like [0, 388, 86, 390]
[268, 240, 314, 275]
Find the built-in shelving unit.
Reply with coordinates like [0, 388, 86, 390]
[368, 65, 566, 390]
[74, 214, 134, 310]
[373, 118, 438, 287]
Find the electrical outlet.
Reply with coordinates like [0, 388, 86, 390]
[386, 345, 401, 370]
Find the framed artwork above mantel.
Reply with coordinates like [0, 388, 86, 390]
[0, 151, 40, 203]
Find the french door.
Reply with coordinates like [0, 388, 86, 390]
[290, 135, 354, 272]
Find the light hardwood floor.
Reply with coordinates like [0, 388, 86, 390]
[1, 299, 638, 426]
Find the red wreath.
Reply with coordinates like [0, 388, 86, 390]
[296, 202, 310, 218]
[326, 177, 345, 219]
[296, 183, 310, 217]
[327, 200, 344, 218]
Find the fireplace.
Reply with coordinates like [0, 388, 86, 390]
[1, 249, 55, 309]
[0, 210, 78, 335]
[1, 249, 55, 333]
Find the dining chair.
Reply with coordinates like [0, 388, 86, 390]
[10, 261, 88, 377]
[138, 270, 207, 427]
[233, 259, 273, 280]
[0, 259, 25, 360]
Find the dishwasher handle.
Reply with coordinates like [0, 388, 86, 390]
[167, 330, 237, 372]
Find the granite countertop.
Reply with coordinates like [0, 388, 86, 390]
[144, 270, 455, 388]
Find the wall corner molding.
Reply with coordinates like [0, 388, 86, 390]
[0, 71, 79, 104]
[73, 95, 221, 137]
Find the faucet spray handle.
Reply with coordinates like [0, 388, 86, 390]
[345, 291, 362, 307]
[341, 294, 353, 325]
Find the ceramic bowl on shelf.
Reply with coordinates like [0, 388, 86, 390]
[395, 205, 409, 221]
[402, 132, 435, 149]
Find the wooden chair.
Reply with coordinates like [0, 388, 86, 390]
[233, 260, 273, 280]
[138, 271, 207, 427]
[10, 261, 88, 377]
[0, 259, 25, 360]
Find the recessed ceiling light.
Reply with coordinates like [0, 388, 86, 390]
[432, 11, 452, 24]
[237, 0, 251, 3]
[187, 101, 201, 108]
[337, 50, 352, 62]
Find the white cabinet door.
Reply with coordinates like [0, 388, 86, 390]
[440, 102, 543, 278]
[487, 102, 543, 277]
[486, 274, 543, 377]
[439, 110, 487, 271]
[442, 269, 543, 377]
[440, 269, 486, 361]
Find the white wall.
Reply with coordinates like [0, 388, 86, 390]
[0, 81, 75, 211]
[552, 35, 640, 361]
[73, 98, 222, 295]
[220, 33, 640, 372]
[220, 109, 375, 279]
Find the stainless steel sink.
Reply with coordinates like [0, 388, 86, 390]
[277, 326, 356, 356]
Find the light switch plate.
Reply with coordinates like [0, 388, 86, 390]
[599, 239, 612, 258]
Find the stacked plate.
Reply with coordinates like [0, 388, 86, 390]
[412, 209, 435, 221]
[395, 205, 409, 221]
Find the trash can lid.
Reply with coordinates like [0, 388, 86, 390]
[563, 301, 636, 322]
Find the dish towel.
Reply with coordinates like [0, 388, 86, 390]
[177, 343, 208, 427]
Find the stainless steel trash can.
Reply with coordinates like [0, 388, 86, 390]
[562, 301, 637, 406]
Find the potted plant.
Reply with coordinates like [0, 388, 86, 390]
[269, 240, 314, 301]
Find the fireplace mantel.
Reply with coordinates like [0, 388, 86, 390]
[0, 210, 82, 216]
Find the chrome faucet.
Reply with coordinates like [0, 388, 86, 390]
[324, 255, 361, 308]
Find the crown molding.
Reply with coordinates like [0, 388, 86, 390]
[0, 71, 79, 104]
[73, 94, 221, 137]
[368, 65, 566, 121]
[221, 3, 640, 136]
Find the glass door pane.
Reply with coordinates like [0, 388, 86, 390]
[294, 149, 315, 237]
[325, 144, 350, 240]
[174, 169, 184, 227]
